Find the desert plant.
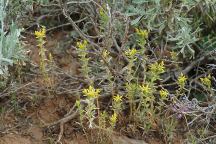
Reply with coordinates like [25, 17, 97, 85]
[0, 0, 23, 82]
[55, 0, 216, 142]
[123, 0, 216, 57]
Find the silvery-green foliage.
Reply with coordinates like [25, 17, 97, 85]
[122, 0, 216, 57]
[7, 0, 49, 20]
[21, 0, 49, 4]
[0, 0, 23, 76]
[124, 0, 197, 56]
[168, 26, 199, 58]
[7, 0, 33, 19]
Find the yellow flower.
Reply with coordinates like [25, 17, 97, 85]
[170, 51, 178, 61]
[110, 112, 117, 125]
[159, 89, 169, 100]
[34, 26, 46, 39]
[113, 95, 122, 103]
[125, 48, 137, 58]
[140, 84, 152, 95]
[178, 73, 187, 88]
[82, 86, 101, 98]
[135, 28, 148, 39]
[150, 61, 165, 74]
[200, 74, 211, 88]
[77, 40, 88, 50]
[99, 8, 106, 17]
[102, 50, 110, 58]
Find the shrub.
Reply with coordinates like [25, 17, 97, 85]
[0, 0, 23, 80]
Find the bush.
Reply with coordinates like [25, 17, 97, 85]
[58, 0, 216, 143]
[1, 0, 216, 143]
[0, 0, 24, 82]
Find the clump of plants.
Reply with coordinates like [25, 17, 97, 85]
[54, 0, 216, 143]
[0, 0, 24, 86]
[34, 26, 55, 89]
[2, 0, 216, 143]
[73, 27, 214, 142]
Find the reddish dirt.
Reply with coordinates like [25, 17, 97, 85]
[0, 95, 81, 144]
[0, 134, 32, 144]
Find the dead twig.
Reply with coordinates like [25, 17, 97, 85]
[45, 107, 78, 143]
[45, 106, 78, 128]
[175, 50, 216, 77]
[58, 0, 116, 77]
[201, 134, 216, 141]
[55, 122, 64, 144]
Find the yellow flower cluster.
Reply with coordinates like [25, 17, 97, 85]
[99, 8, 106, 18]
[177, 73, 187, 88]
[200, 74, 211, 88]
[125, 48, 137, 58]
[150, 61, 165, 75]
[34, 26, 46, 39]
[140, 84, 152, 95]
[110, 112, 117, 126]
[77, 40, 88, 50]
[102, 50, 110, 58]
[159, 89, 169, 100]
[82, 86, 101, 98]
[113, 95, 122, 103]
[135, 28, 148, 39]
